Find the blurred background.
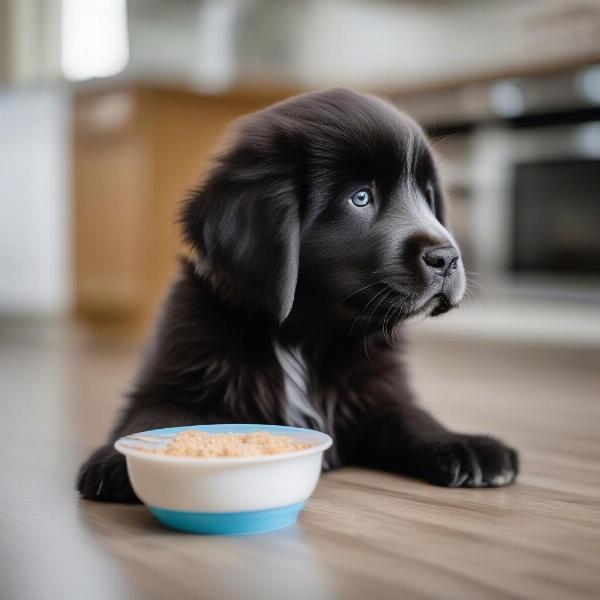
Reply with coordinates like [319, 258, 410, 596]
[1, 0, 599, 347]
[1, 3, 600, 598]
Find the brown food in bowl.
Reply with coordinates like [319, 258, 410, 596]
[150, 430, 311, 458]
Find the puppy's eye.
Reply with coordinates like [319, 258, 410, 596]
[350, 189, 372, 207]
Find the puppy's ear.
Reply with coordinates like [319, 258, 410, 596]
[181, 144, 301, 324]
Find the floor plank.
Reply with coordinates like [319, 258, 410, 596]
[0, 322, 599, 600]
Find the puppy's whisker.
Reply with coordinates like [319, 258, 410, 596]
[391, 293, 413, 332]
[464, 271, 491, 294]
[364, 289, 392, 332]
[348, 284, 390, 336]
[363, 288, 394, 339]
[341, 280, 387, 302]
[382, 305, 393, 346]
[382, 293, 403, 346]
[463, 284, 484, 307]
[462, 289, 474, 306]
[467, 280, 491, 294]
[381, 302, 392, 346]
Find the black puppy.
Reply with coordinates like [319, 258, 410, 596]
[77, 88, 518, 502]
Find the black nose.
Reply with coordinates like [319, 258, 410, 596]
[422, 246, 459, 277]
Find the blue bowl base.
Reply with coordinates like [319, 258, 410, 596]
[148, 501, 305, 535]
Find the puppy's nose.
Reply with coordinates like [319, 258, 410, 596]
[422, 246, 459, 277]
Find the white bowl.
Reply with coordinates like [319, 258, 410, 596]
[115, 424, 332, 535]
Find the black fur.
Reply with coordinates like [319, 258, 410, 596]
[77, 88, 518, 502]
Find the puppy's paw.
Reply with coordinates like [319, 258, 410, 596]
[417, 434, 519, 488]
[77, 444, 139, 503]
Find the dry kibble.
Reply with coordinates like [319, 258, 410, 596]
[151, 430, 311, 458]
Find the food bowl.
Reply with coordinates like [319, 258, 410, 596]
[115, 424, 332, 535]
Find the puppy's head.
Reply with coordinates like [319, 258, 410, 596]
[182, 88, 465, 330]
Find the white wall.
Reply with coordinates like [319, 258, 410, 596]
[0, 86, 71, 316]
[287, 0, 600, 89]
[102, 0, 600, 91]
[4, 0, 62, 85]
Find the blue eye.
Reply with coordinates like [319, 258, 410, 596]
[350, 189, 372, 207]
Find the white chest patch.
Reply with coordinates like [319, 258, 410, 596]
[273, 341, 325, 431]
[273, 342, 339, 469]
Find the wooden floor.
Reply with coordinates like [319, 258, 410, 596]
[1, 321, 599, 600]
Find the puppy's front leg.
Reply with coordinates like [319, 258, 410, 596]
[77, 403, 207, 502]
[359, 402, 519, 488]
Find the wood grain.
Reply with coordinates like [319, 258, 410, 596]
[0, 324, 599, 600]
[73, 85, 291, 335]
